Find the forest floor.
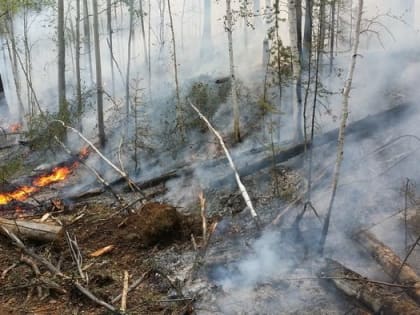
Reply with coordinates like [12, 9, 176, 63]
[0, 125, 419, 314]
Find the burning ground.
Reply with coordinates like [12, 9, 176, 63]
[0, 93, 420, 314]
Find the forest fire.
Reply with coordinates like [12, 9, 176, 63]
[0, 147, 90, 206]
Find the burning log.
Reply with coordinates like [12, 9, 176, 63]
[321, 258, 420, 314]
[0, 217, 63, 242]
[354, 230, 420, 303]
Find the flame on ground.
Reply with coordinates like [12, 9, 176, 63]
[0, 146, 90, 206]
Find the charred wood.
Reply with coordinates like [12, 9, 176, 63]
[321, 258, 420, 314]
[354, 230, 420, 303]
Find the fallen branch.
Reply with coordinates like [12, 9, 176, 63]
[0, 217, 63, 242]
[188, 100, 260, 227]
[321, 258, 420, 314]
[74, 281, 118, 313]
[121, 271, 129, 312]
[111, 270, 151, 304]
[52, 120, 146, 200]
[354, 230, 420, 303]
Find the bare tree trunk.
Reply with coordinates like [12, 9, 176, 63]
[23, 7, 34, 119]
[201, 0, 212, 58]
[302, 0, 312, 70]
[329, 0, 336, 74]
[83, 0, 94, 84]
[288, 0, 303, 142]
[57, 0, 68, 122]
[318, 0, 364, 255]
[167, 0, 184, 138]
[125, 0, 134, 127]
[139, 0, 149, 67]
[92, 0, 106, 148]
[5, 15, 24, 123]
[226, 0, 241, 142]
[76, 0, 83, 124]
[106, 0, 115, 96]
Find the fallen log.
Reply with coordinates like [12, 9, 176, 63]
[0, 217, 63, 242]
[320, 258, 420, 314]
[354, 230, 420, 303]
[69, 102, 414, 196]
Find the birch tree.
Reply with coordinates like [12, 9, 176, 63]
[318, 0, 364, 255]
[226, 0, 241, 142]
[288, 0, 303, 142]
[75, 0, 82, 122]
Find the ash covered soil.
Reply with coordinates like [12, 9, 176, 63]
[0, 124, 420, 315]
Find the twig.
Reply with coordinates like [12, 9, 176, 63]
[188, 100, 260, 227]
[1, 263, 18, 279]
[20, 255, 42, 298]
[393, 234, 420, 282]
[121, 270, 129, 312]
[74, 281, 119, 313]
[65, 231, 86, 282]
[112, 270, 151, 304]
[54, 136, 125, 204]
[2, 227, 65, 278]
[199, 191, 207, 241]
[52, 120, 146, 199]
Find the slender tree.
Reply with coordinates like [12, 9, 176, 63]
[201, 0, 212, 57]
[75, 0, 82, 122]
[83, 0, 93, 83]
[226, 0, 241, 142]
[319, 0, 364, 255]
[57, 0, 68, 122]
[167, 0, 184, 137]
[288, 0, 303, 141]
[106, 0, 115, 96]
[92, 0, 105, 147]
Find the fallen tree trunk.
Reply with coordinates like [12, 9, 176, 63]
[0, 217, 63, 242]
[321, 258, 420, 314]
[354, 230, 420, 303]
[69, 103, 414, 198]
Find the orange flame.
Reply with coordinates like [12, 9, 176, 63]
[0, 186, 37, 205]
[33, 166, 72, 187]
[0, 146, 89, 207]
[9, 123, 22, 132]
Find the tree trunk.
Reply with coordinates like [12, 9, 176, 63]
[288, 0, 303, 142]
[201, 0, 212, 58]
[329, 0, 336, 74]
[76, 0, 82, 124]
[125, 0, 134, 128]
[167, 0, 184, 137]
[57, 0, 68, 122]
[226, 0, 241, 142]
[302, 0, 312, 69]
[321, 258, 420, 315]
[92, 0, 106, 148]
[5, 16, 24, 123]
[354, 230, 420, 304]
[0, 217, 63, 242]
[319, 0, 364, 254]
[106, 0, 115, 96]
[83, 0, 94, 83]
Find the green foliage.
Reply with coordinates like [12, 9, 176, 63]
[25, 110, 73, 150]
[0, 156, 23, 182]
[0, 0, 53, 16]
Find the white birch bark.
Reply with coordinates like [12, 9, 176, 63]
[288, 0, 303, 142]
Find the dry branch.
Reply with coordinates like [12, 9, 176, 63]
[188, 100, 260, 226]
[0, 217, 63, 242]
[52, 120, 146, 200]
[321, 258, 420, 314]
[354, 230, 420, 303]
